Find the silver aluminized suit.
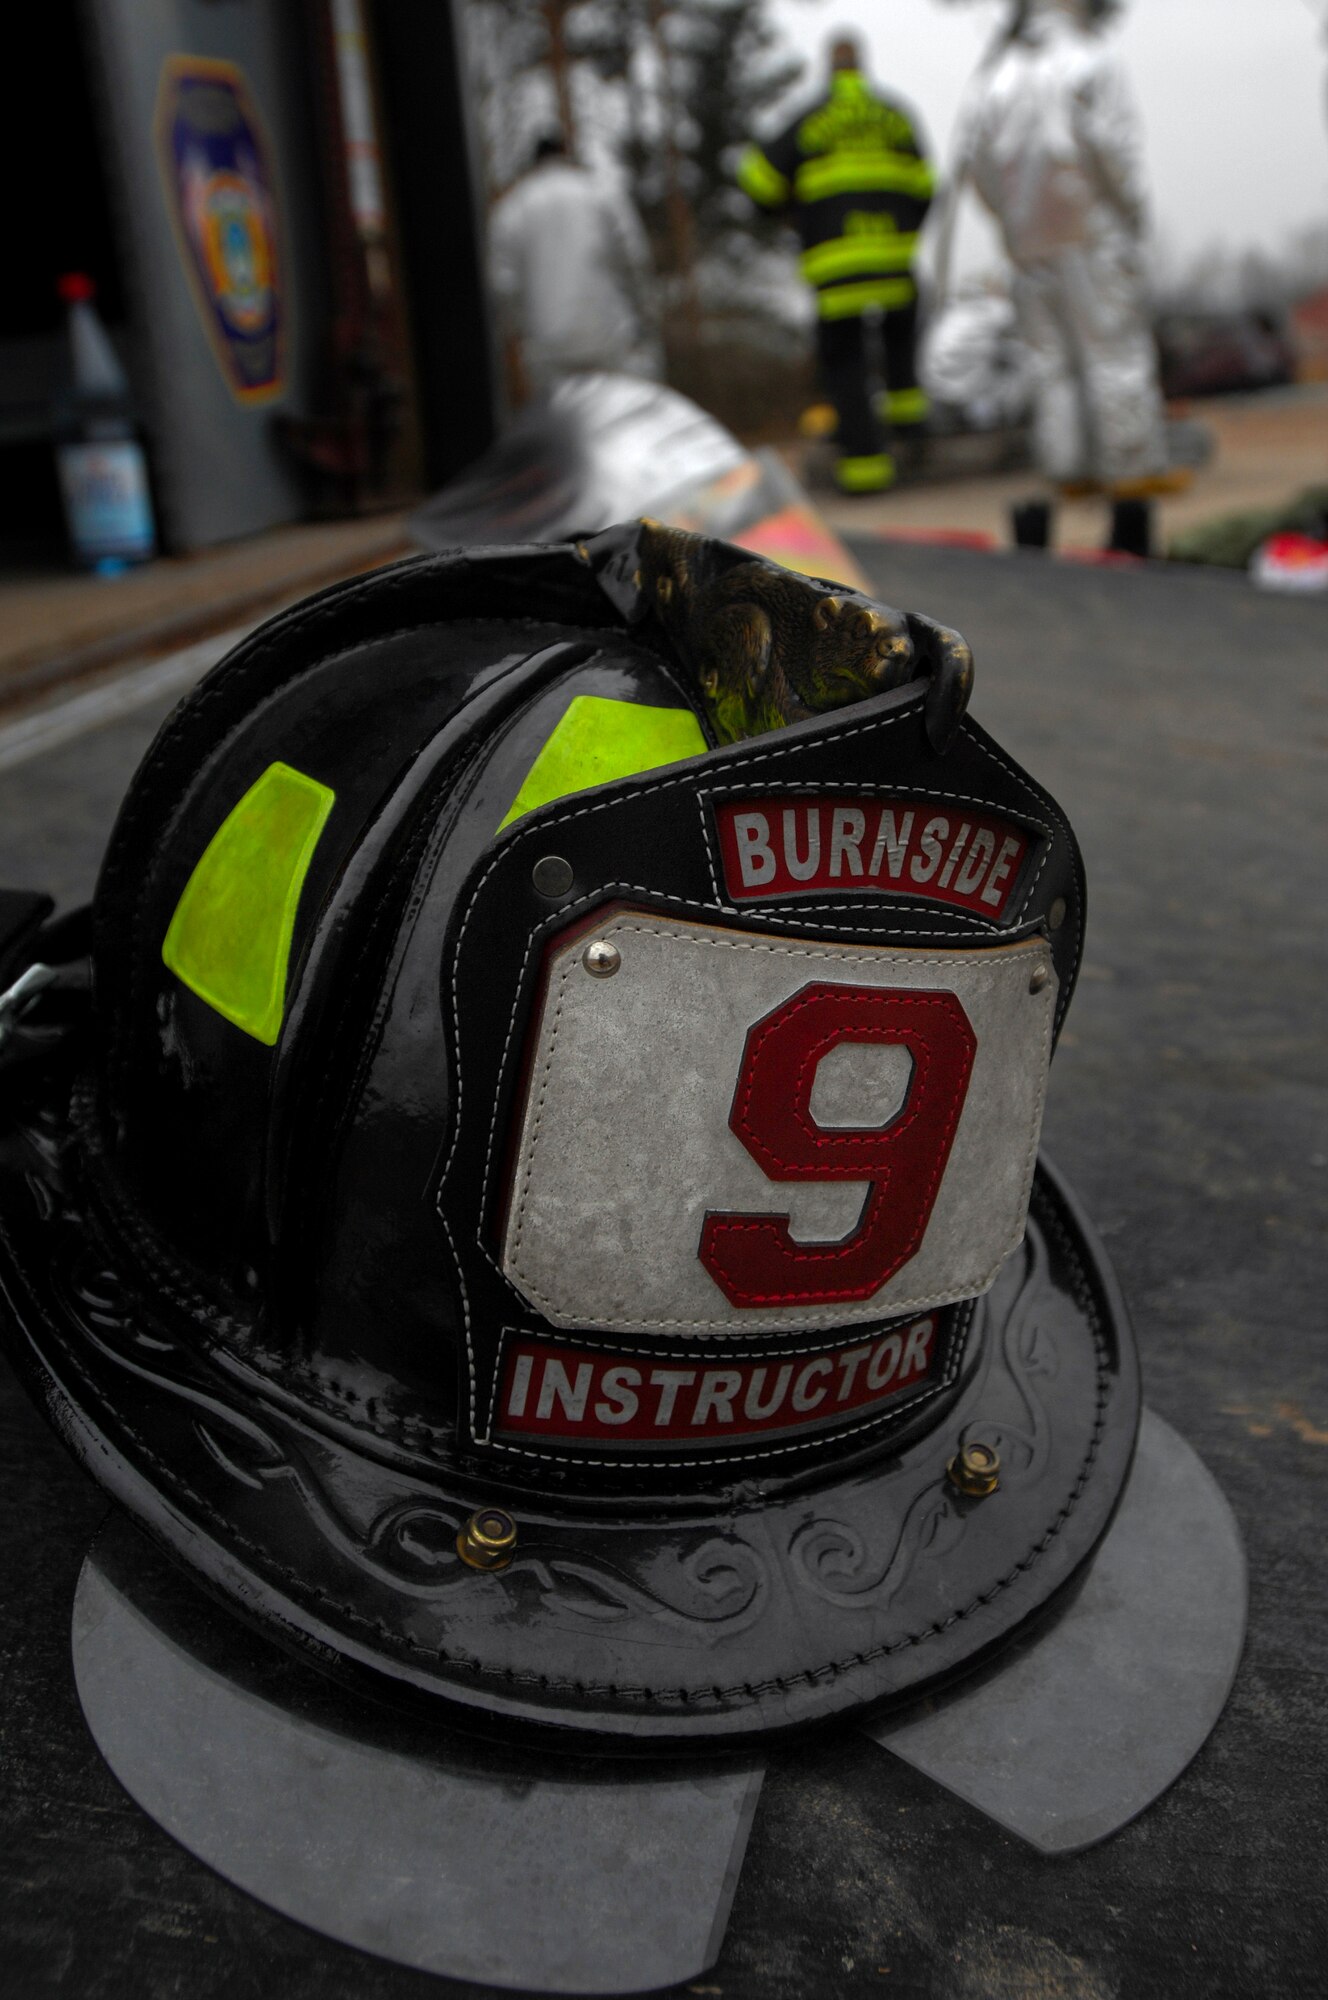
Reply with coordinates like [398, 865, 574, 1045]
[955, 0, 1166, 484]
[489, 161, 662, 398]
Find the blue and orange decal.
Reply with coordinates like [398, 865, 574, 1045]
[155, 56, 285, 403]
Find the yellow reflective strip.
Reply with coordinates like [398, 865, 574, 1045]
[886, 386, 931, 424]
[817, 278, 915, 320]
[800, 234, 918, 283]
[798, 74, 916, 153]
[162, 761, 335, 1047]
[498, 695, 707, 832]
[736, 145, 790, 207]
[795, 152, 935, 202]
[835, 453, 896, 493]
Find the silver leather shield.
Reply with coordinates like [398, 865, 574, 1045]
[503, 912, 1056, 1334]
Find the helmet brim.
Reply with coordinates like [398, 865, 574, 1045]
[0, 1134, 1138, 1744]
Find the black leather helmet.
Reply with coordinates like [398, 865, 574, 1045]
[0, 523, 1137, 1742]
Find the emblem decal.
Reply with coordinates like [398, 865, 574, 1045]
[715, 797, 1030, 916]
[155, 57, 285, 403]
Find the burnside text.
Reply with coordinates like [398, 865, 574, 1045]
[716, 796, 1030, 917]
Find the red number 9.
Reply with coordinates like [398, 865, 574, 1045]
[698, 983, 976, 1308]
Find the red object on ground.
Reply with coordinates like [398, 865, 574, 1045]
[1251, 532, 1328, 592]
[1059, 547, 1147, 568]
[57, 272, 97, 303]
[873, 527, 998, 551]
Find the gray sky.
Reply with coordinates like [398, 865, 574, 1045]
[767, 0, 1328, 281]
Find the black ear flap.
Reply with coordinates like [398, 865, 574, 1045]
[0, 894, 92, 1089]
[36, 904, 93, 966]
[0, 891, 55, 986]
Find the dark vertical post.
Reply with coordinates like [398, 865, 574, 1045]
[366, 0, 497, 490]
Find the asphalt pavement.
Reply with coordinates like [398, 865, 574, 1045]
[0, 625, 245, 905]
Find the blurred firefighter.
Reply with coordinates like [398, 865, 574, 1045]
[490, 134, 662, 402]
[738, 36, 935, 495]
[951, 0, 1170, 497]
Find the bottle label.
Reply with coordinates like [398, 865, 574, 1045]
[57, 442, 156, 561]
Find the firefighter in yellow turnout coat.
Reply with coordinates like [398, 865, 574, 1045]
[739, 38, 935, 493]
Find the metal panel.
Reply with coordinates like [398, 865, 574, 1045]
[84, 0, 328, 546]
[368, 0, 497, 488]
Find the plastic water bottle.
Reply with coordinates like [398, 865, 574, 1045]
[54, 273, 158, 573]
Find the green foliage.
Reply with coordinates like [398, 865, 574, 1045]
[467, 0, 804, 270]
[1169, 486, 1328, 569]
[632, 0, 804, 266]
[668, 0, 803, 257]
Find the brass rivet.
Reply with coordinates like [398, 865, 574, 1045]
[1029, 963, 1050, 994]
[1048, 897, 1067, 932]
[947, 1440, 1001, 1498]
[583, 939, 621, 978]
[456, 1507, 518, 1571]
[532, 855, 574, 898]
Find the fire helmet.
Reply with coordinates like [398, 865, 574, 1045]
[0, 523, 1137, 1743]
